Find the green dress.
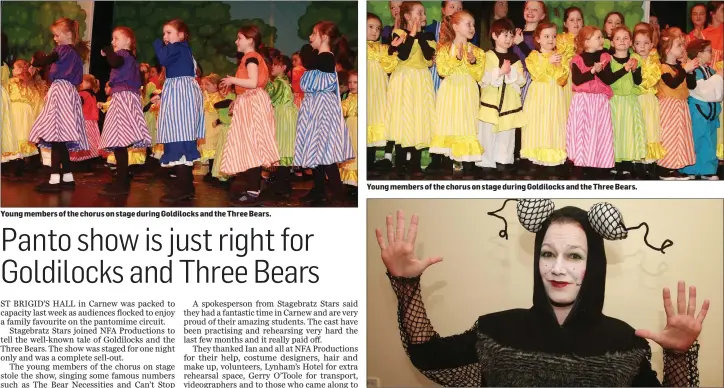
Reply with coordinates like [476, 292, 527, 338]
[265, 76, 298, 167]
[609, 55, 646, 162]
[211, 92, 237, 181]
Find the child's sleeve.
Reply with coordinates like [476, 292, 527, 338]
[553, 60, 569, 87]
[510, 60, 526, 86]
[692, 68, 724, 102]
[153, 39, 180, 67]
[378, 44, 399, 74]
[418, 32, 436, 62]
[435, 43, 459, 78]
[640, 59, 662, 90]
[525, 51, 546, 81]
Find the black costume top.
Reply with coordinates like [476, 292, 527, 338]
[388, 206, 699, 387]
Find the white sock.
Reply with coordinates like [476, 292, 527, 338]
[384, 153, 392, 161]
[49, 174, 60, 184]
[62, 173, 74, 182]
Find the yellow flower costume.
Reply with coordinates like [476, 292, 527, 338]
[1, 63, 20, 162]
[339, 93, 358, 186]
[367, 40, 398, 146]
[200, 90, 225, 162]
[716, 61, 723, 160]
[429, 42, 485, 161]
[632, 52, 666, 162]
[8, 77, 40, 158]
[522, 50, 569, 166]
[385, 29, 436, 149]
[557, 32, 576, 114]
[477, 50, 527, 168]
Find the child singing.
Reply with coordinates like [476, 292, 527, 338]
[98, 27, 151, 196]
[152, 19, 205, 202]
[29, 18, 90, 192]
[429, 10, 485, 178]
[477, 19, 526, 179]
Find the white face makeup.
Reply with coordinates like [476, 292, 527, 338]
[538, 222, 588, 306]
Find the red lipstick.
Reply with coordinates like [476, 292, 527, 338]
[550, 280, 569, 288]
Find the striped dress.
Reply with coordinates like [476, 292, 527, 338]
[680, 66, 723, 176]
[521, 50, 569, 166]
[153, 39, 204, 167]
[295, 51, 355, 168]
[557, 33, 576, 116]
[266, 75, 297, 167]
[632, 52, 666, 163]
[367, 40, 398, 147]
[609, 55, 646, 162]
[339, 93, 358, 186]
[426, 21, 443, 92]
[69, 90, 101, 161]
[1, 63, 20, 162]
[566, 52, 615, 169]
[385, 29, 437, 149]
[429, 42, 485, 162]
[656, 63, 695, 170]
[220, 51, 279, 175]
[29, 45, 88, 152]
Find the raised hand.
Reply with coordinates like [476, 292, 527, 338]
[514, 29, 524, 45]
[410, 19, 419, 37]
[501, 59, 511, 75]
[219, 76, 237, 89]
[391, 36, 404, 47]
[549, 53, 562, 65]
[635, 281, 710, 353]
[101, 49, 106, 57]
[456, 43, 464, 60]
[685, 58, 700, 73]
[375, 210, 443, 278]
[466, 45, 476, 64]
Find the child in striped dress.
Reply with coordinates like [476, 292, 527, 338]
[557, 7, 584, 117]
[266, 55, 298, 197]
[29, 18, 90, 193]
[209, 85, 235, 186]
[295, 22, 355, 205]
[386, 1, 436, 178]
[567, 26, 629, 179]
[99, 27, 152, 196]
[425, 0, 463, 93]
[680, 39, 723, 180]
[69, 75, 101, 171]
[339, 71, 358, 190]
[199, 74, 224, 182]
[219, 25, 279, 207]
[656, 28, 698, 180]
[429, 10, 485, 179]
[521, 22, 569, 179]
[152, 19, 205, 203]
[632, 26, 665, 179]
[608, 27, 646, 179]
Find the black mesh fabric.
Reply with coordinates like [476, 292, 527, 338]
[588, 202, 629, 240]
[516, 199, 556, 233]
[662, 342, 701, 387]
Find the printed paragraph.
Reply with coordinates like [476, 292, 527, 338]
[182, 300, 361, 388]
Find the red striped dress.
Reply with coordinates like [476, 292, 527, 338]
[656, 63, 695, 169]
[70, 90, 101, 161]
[219, 51, 279, 175]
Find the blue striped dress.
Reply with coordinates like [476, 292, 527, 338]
[426, 22, 443, 92]
[152, 39, 204, 166]
[294, 51, 355, 168]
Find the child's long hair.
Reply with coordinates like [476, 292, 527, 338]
[439, 10, 474, 46]
[313, 21, 351, 71]
[13, 59, 32, 84]
[575, 26, 601, 55]
[399, 1, 423, 31]
[51, 18, 90, 62]
[273, 55, 293, 80]
[562, 7, 584, 33]
[603, 12, 625, 38]
[658, 27, 684, 59]
[239, 25, 263, 51]
[164, 19, 190, 42]
[532, 22, 557, 50]
[81, 74, 100, 93]
[201, 73, 221, 91]
[112, 27, 137, 56]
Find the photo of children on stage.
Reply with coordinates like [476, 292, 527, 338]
[366, 1, 723, 181]
[1, 1, 358, 207]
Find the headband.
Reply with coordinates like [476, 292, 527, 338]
[487, 199, 673, 254]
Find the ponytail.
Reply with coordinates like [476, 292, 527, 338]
[332, 35, 352, 71]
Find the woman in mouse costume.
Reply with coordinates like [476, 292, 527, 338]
[375, 199, 708, 387]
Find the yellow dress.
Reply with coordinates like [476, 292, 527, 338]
[632, 52, 666, 162]
[479, 50, 527, 131]
[8, 77, 40, 158]
[339, 93, 358, 186]
[429, 42, 485, 161]
[1, 63, 20, 162]
[522, 50, 569, 166]
[367, 40, 398, 146]
[557, 32, 576, 115]
[102, 97, 146, 166]
[386, 29, 436, 149]
[716, 60, 724, 160]
[200, 90, 224, 161]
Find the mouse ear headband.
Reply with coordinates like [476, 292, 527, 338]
[487, 199, 673, 253]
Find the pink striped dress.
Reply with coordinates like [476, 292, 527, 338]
[70, 90, 101, 161]
[566, 52, 615, 169]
